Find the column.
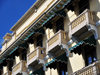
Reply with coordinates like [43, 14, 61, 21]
[96, 26, 100, 60]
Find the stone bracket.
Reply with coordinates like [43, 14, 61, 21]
[39, 59, 47, 71]
[88, 24, 98, 40]
[60, 44, 72, 57]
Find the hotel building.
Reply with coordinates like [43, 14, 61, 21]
[0, 0, 100, 75]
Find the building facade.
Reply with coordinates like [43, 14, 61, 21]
[0, 0, 100, 75]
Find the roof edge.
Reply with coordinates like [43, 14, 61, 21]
[10, 0, 45, 31]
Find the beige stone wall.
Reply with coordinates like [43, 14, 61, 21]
[45, 58, 58, 75]
[15, 56, 20, 64]
[68, 53, 85, 74]
[67, 43, 85, 74]
[44, 8, 83, 75]
[64, 10, 86, 74]
[43, 34, 47, 48]
[90, 0, 100, 60]
[45, 28, 55, 40]
[1, 0, 100, 74]
[1, 0, 58, 54]
[1, 34, 16, 54]
[90, 0, 100, 11]
[3, 66, 7, 74]
[90, 0, 100, 21]
[29, 44, 36, 53]
[45, 68, 58, 75]
[7, 35, 16, 48]
[67, 10, 77, 22]
[96, 26, 100, 60]
[2, 43, 7, 52]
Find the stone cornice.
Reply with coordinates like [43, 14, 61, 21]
[10, 0, 45, 31]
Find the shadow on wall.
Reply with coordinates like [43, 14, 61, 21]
[89, 0, 100, 22]
[67, 58, 73, 75]
[90, 0, 100, 11]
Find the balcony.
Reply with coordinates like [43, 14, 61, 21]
[69, 9, 96, 41]
[27, 47, 46, 70]
[3, 71, 12, 75]
[72, 61, 100, 75]
[46, 30, 68, 57]
[12, 60, 27, 75]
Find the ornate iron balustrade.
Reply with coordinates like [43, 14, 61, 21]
[72, 61, 100, 75]
[69, 9, 97, 41]
[12, 60, 27, 75]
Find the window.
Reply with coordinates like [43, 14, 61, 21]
[56, 17, 64, 32]
[57, 62, 68, 75]
[36, 35, 43, 47]
[61, 71, 68, 75]
[22, 52, 27, 61]
[41, 50, 44, 54]
[78, 0, 90, 14]
[84, 46, 97, 66]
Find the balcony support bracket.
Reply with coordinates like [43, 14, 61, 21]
[39, 59, 47, 71]
[88, 24, 98, 40]
[60, 44, 72, 57]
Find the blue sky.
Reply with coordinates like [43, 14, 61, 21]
[0, 0, 36, 48]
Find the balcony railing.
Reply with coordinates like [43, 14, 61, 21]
[69, 9, 96, 41]
[71, 61, 100, 75]
[46, 30, 68, 56]
[12, 60, 27, 75]
[27, 47, 45, 68]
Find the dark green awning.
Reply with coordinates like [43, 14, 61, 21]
[30, 67, 45, 75]
[24, 32, 35, 41]
[69, 35, 96, 51]
[45, 58, 56, 67]
[9, 47, 18, 55]
[45, 53, 67, 68]
[0, 58, 5, 63]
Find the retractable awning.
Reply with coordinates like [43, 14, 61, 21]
[69, 35, 96, 51]
[0, 0, 71, 64]
[29, 67, 45, 75]
[45, 53, 67, 69]
[45, 36, 96, 68]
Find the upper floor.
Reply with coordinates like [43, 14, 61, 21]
[0, 0, 100, 75]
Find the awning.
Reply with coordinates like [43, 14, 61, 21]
[0, 0, 71, 64]
[19, 42, 29, 49]
[45, 58, 56, 67]
[0, 46, 19, 63]
[45, 53, 67, 69]
[24, 32, 35, 41]
[30, 67, 45, 75]
[69, 35, 96, 51]
[8, 47, 19, 55]
[0, 58, 5, 64]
